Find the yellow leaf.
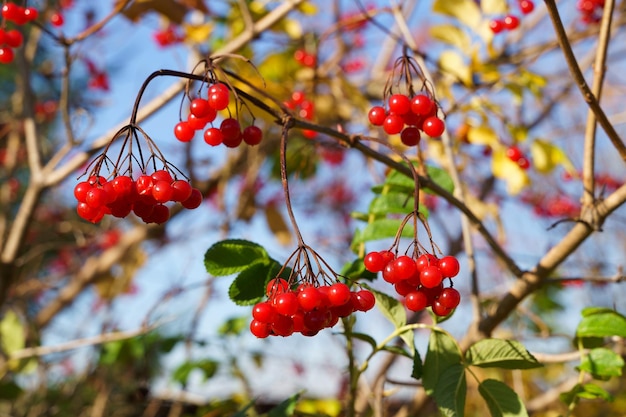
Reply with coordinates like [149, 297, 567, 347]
[282, 18, 302, 39]
[297, 399, 342, 416]
[265, 205, 292, 246]
[297, 1, 318, 15]
[0, 310, 24, 355]
[467, 125, 500, 147]
[183, 22, 213, 43]
[492, 149, 530, 195]
[430, 24, 471, 50]
[481, 0, 508, 14]
[433, 0, 482, 30]
[530, 139, 574, 174]
[439, 50, 473, 86]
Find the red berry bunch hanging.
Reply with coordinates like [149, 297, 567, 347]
[176, 81, 264, 147]
[294, 48, 316, 68]
[368, 93, 446, 144]
[489, 1, 535, 34]
[577, 0, 605, 24]
[506, 145, 531, 170]
[364, 250, 461, 317]
[74, 170, 202, 224]
[284, 90, 317, 139]
[250, 278, 376, 338]
[0, 2, 39, 64]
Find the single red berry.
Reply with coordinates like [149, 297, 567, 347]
[297, 286, 322, 311]
[379, 250, 395, 265]
[220, 118, 242, 148]
[439, 287, 461, 309]
[24, 7, 39, 21]
[489, 19, 505, 34]
[368, 106, 387, 126]
[303, 309, 329, 332]
[111, 176, 133, 199]
[291, 90, 305, 104]
[266, 278, 290, 297]
[242, 125, 263, 146]
[271, 314, 294, 337]
[405, 290, 428, 312]
[393, 255, 417, 281]
[50, 11, 64, 27]
[77, 202, 100, 222]
[328, 282, 351, 306]
[1, 3, 19, 21]
[181, 188, 202, 209]
[5, 30, 23, 48]
[208, 86, 229, 110]
[519, 0, 535, 14]
[411, 95, 434, 116]
[150, 204, 170, 224]
[273, 292, 299, 316]
[252, 301, 276, 323]
[416, 253, 439, 272]
[388, 94, 411, 115]
[85, 187, 109, 208]
[394, 280, 417, 297]
[151, 169, 173, 183]
[355, 289, 375, 311]
[250, 320, 271, 338]
[506, 145, 523, 162]
[171, 180, 192, 202]
[189, 98, 211, 118]
[420, 265, 443, 288]
[174, 121, 194, 142]
[517, 157, 531, 170]
[438, 256, 460, 278]
[0, 47, 15, 64]
[400, 127, 421, 146]
[364, 251, 385, 273]
[503, 14, 520, 30]
[432, 299, 453, 317]
[135, 175, 154, 196]
[382, 261, 400, 284]
[152, 180, 174, 203]
[422, 116, 445, 137]
[203, 127, 223, 146]
[74, 181, 92, 202]
[383, 113, 404, 135]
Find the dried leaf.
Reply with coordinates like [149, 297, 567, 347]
[265, 204, 292, 246]
[182, 22, 213, 43]
[119, 0, 188, 23]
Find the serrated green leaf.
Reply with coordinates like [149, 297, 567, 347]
[339, 258, 377, 281]
[423, 330, 463, 395]
[430, 24, 471, 50]
[268, 391, 302, 417]
[411, 348, 423, 380]
[369, 193, 415, 215]
[433, 0, 482, 30]
[204, 239, 269, 276]
[576, 308, 626, 338]
[579, 348, 624, 379]
[228, 260, 281, 306]
[356, 218, 414, 244]
[479, 379, 529, 417]
[434, 364, 466, 417]
[466, 339, 542, 369]
[577, 383, 613, 401]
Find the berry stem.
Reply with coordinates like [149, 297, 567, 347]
[279, 120, 307, 248]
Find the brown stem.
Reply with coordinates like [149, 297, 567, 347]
[279, 120, 306, 247]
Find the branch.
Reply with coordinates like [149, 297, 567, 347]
[544, 0, 626, 162]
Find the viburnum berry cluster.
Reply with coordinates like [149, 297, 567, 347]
[506, 145, 531, 170]
[489, 0, 535, 34]
[250, 278, 375, 338]
[364, 250, 461, 317]
[75, 124, 202, 224]
[176, 78, 263, 147]
[0, 2, 38, 64]
[577, 0, 605, 24]
[284, 90, 317, 139]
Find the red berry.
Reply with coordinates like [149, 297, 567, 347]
[438, 256, 460, 278]
[439, 287, 461, 309]
[111, 176, 134, 199]
[208, 85, 229, 110]
[152, 169, 173, 183]
[0, 47, 14, 64]
[383, 113, 404, 135]
[189, 98, 211, 118]
[400, 127, 421, 146]
[422, 117, 445, 137]
[171, 180, 192, 202]
[181, 188, 202, 209]
[271, 314, 294, 337]
[298, 286, 322, 311]
[382, 261, 400, 284]
[220, 118, 242, 148]
[420, 265, 443, 288]
[50, 11, 64, 27]
[266, 278, 290, 297]
[242, 125, 263, 146]
[364, 251, 385, 273]
[253, 302, 277, 323]
[393, 256, 417, 280]
[388, 94, 411, 115]
[152, 180, 174, 203]
[519, 0, 535, 14]
[203, 127, 223, 146]
[355, 289, 375, 311]
[503, 14, 520, 30]
[394, 280, 417, 296]
[379, 250, 395, 265]
[150, 204, 170, 224]
[273, 292, 299, 316]
[74, 181, 92, 202]
[489, 19, 505, 34]
[250, 320, 271, 338]
[432, 299, 452, 317]
[24, 7, 39, 21]
[328, 282, 351, 306]
[174, 121, 194, 142]
[506, 145, 523, 162]
[85, 187, 108, 208]
[405, 290, 428, 312]
[411, 95, 434, 116]
[517, 157, 531, 170]
[1, 3, 19, 21]
[416, 253, 439, 272]
[5, 30, 23, 48]
[135, 175, 154, 195]
[368, 106, 387, 126]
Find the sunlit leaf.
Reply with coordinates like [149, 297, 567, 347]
[467, 125, 500, 147]
[491, 148, 530, 195]
[439, 50, 473, 86]
[268, 391, 302, 417]
[0, 310, 24, 355]
[433, 0, 482, 30]
[430, 24, 471, 50]
[183, 22, 213, 43]
[530, 139, 574, 174]
[466, 339, 542, 369]
[422, 330, 463, 395]
[356, 218, 415, 244]
[577, 308, 626, 338]
[228, 260, 281, 306]
[363, 285, 414, 353]
[265, 205, 293, 246]
[579, 347, 624, 379]
[481, 0, 508, 14]
[204, 239, 269, 276]
[479, 379, 529, 417]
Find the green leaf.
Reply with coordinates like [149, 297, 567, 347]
[339, 258, 377, 281]
[562, 383, 614, 403]
[576, 308, 626, 338]
[433, 0, 482, 30]
[173, 359, 219, 385]
[434, 364, 466, 417]
[364, 286, 414, 353]
[350, 332, 377, 350]
[579, 348, 624, 379]
[381, 345, 412, 358]
[0, 310, 25, 355]
[479, 379, 529, 417]
[228, 260, 281, 306]
[430, 24, 470, 50]
[0, 381, 23, 400]
[422, 330, 463, 395]
[218, 316, 249, 336]
[357, 218, 415, 244]
[381, 165, 454, 196]
[466, 339, 542, 369]
[411, 348, 423, 380]
[369, 193, 415, 215]
[268, 391, 301, 417]
[204, 239, 269, 276]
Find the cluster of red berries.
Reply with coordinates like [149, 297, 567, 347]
[577, 0, 605, 24]
[364, 251, 461, 317]
[174, 82, 263, 148]
[489, 0, 535, 34]
[506, 145, 530, 170]
[368, 93, 446, 145]
[250, 278, 376, 338]
[294, 49, 316, 68]
[0, 2, 38, 64]
[153, 25, 185, 48]
[74, 170, 202, 224]
[284, 90, 317, 139]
